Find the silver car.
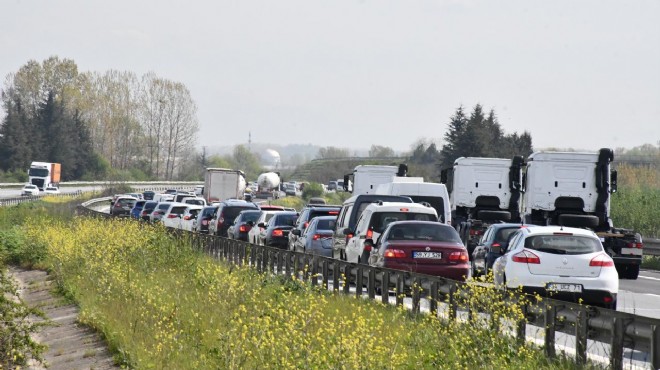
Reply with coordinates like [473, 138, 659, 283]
[292, 216, 336, 257]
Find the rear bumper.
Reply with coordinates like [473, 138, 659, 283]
[385, 262, 470, 281]
[612, 255, 642, 266]
[521, 286, 617, 307]
[267, 237, 289, 249]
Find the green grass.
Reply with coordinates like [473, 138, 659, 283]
[641, 255, 660, 271]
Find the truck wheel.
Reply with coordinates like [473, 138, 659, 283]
[557, 214, 599, 228]
[477, 210, 511, 222]
[621, 265, 640, 280]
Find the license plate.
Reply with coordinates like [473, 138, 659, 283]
[413, 251, 442, 259]
[547, 283, 583, 293]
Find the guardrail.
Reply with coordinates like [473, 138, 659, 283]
[645, 238, 660, 257]
[0, 191, 83, 207]
[76, 203, 660, 370]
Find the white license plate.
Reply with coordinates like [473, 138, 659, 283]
[547, 283, 583, 293]
[413, 251, 442, 259]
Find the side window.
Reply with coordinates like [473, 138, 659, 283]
[481, 228, 492, 244]
[337, 205, 352, 230]
[303, 220, 313, 236]
[506, 232, 524, 252]
[355, 211, 371, 234]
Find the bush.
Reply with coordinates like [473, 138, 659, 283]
[301, 182, 324, 200]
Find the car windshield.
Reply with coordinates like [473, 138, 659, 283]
[170, 206, 187, 215]
[144, 202, 158, 210]
[386, 224, 461, 242]
[28, 168, 49, 177]
[495, 228, 520, 243]
[223, 206, 257, 223]
[274, 214, 297, 226]
[369, 212, 437, 233]
[525, 235, 602, 255]
[117, 199, 135, 206]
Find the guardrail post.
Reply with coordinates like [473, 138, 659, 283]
[544, 302, 556, 358]
[322, 260, 329, 289]
[276, 251, 283, 275]
[310, 256, 318, 286]
[395, 273, 404, 307]
[250, 245, 256, 267]
[285, 251, 292, 276]
[411, 277, 421, 314]
[610, 317, 624, 370]
[356, 266, 363, 298]
[651, 325, 660, 370]
[429, 281, 438, 314]
[575, 309, 588, 365]
[333, 261, 340, 292]
[342, 264, 351, 295]
[367, 269, 376, 300]
[516, 301, 527, 346]
[381, 272, 390, 304]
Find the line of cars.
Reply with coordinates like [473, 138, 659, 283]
[111, 186, 620, 310]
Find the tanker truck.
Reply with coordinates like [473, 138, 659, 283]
[256, 172, 281, 199]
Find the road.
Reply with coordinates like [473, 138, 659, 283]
[619, 269, 660, 319]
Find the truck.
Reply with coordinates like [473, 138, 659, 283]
[522, 148, 643, 279]
[203, 168, 247, 203]
[373, 178, 452, 225]
[343, 164, 408, 195]
[28, 162, 61, 190]
[256, 172, 281, 199]
[440, 156, 525, 255]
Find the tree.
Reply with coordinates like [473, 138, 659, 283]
[317, 146, 350, 159]
[368, 145, 395, 158]
[439, 106, 468, 168]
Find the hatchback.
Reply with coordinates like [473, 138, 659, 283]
[161, 203, 190, 228]
[471, 223, 534, 277]
[209, 200, 259, 237]
[368, 221, 470, 281]
[492, 226, 618, 309]
[227, 210, 261, 241]
[288, 205, 340, 251]
[150, 202, 173, 223]
[110, 196, 137, 217]
[22, 184, 40, 196]
[292, 216, 336, 257]
[140, 201, 158, 221]
[130, 200, 147, 219]
[142, 191, 156, 200]
[195, 205, 219, 233]
[261, 211, 298, 248]
[44, 186, 60, 194]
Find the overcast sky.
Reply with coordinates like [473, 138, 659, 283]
[1, 0, 658, 153]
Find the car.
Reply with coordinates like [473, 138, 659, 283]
[130, 200, 147, 219]
[471, 223, 534, 277]
[164, 189, 178, 195]
[174, 192, 196, 203]
[284, 183, 297, 196]
[492, 226, 618, 309]
[227, 210, 261, 241]
[195, 205, 219, 233]
[142, 190, 156, 200]
[153, 193, 175, 202]
[288, 205, 340, 251]
[292, 216, 337, 257]
[261, 211, 298, 248]
[366, 221, 470, 281]
[332, 194, 414, 261]
[327, 181, 338, 191]
[194, 185, 204, 196]
[161, 203, 190, 228]
[140, 201, 159, 221]
[344, 201, 438, 264]
[248, 211, 280, 245]
[179, 205, 204, 231]
[258, 205, 286, 211]
[150, 202, 173, 223]
[44, 186, 60, 194]
[110, 196, 138, 217]
[21, 184, 40, 196]
[183, 197, 207, 206]
[126, 192, 143, 200]
[209, 200, 260, 237]
[307, 197, 326, 205]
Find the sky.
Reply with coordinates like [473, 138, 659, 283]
[1, 0, 659, 153]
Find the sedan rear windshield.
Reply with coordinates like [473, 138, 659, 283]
[369, 212, 437, 233]
[274, 214, 297, 226]
[525, 235, 602, 255]
[239, 212, 261, 223]
[222, 206, 258, 223]
[386, 224, 461, 243]
[143, 202, 158, 211]
[315, 218, 336, 231]
[495, 228, 520, 243]
[170, 206, 187, 215]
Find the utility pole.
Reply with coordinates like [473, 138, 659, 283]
[248, 131, 252, 151]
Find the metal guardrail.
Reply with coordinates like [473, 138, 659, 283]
[77, 203, 660, 370]
[645, 239, 660, 257]
[0, 191, 83, 207]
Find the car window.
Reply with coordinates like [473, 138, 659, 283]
[316, 218, 335, 231]
[337, 205, 352, 229]
[495, 228, 520, 243]
[355, 211, 371, 234]
[385, 224, 461, 242]
[241, 212, 260, 223]
[274, 214, 297, 226]
[506, 232, 524, 252]
[222, 206, 257, 223]
[170, 206, 187, 215]
[525, 235, 602, 255]
[369, 212, 437, 233]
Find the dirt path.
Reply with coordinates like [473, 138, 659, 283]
[9, 267, 118, 370]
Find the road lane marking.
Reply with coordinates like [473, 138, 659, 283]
[637, 275, 660, 282]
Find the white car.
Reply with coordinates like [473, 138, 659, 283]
[344, 202, 438, 263]
[160, 203, 189, 228]
[178, 205, 204, 231]
[44, 186, 60, 194]
[21, 184, 40, 196]
[492, 226, 618, 309]
[183, 197, 207, 207]
[247, 211, 279, 245]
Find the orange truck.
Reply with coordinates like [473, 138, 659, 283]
[28, 162, 61, 190]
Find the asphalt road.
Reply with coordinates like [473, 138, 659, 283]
[618, 269, 660, 319]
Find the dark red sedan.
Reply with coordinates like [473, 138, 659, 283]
[366, 221, 470, 281]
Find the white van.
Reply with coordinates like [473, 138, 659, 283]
[344, 202, 438, 263]
[374, 179, 451, 225]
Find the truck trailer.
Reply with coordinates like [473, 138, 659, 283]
[203, 168, 247, 203]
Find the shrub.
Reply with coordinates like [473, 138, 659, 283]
[301, 182, 324, 200]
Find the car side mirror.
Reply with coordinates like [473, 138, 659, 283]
[292, 229, 301, 236]
[342, 228, 352, 236]
[258, 222, 266, 228]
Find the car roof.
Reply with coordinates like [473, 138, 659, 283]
[363, 201, 436, 213]
[521, 226, 597, 237]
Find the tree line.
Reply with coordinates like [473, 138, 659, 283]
[0, 57, 199, 182]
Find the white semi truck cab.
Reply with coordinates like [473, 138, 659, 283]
[522, 148, 643, 279]
[343, 164, 408, 195]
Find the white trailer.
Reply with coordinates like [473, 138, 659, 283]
[343, 164, 408, 196]
[203, 168, 247, 203]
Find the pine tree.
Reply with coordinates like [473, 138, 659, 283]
[440, 106, 468, 168]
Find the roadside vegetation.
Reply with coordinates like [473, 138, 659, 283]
[611, 164, 660, 238]
[0, 200, 595, 369]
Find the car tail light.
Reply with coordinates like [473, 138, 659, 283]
[626, 242, 643, 249]
[272, 229, 284, 237]
[512, 250, 540, 264]
[366, 228, 373, 240]
[328, 211, 338, 215]
[304, 222, 309, 229]
[167, 214, 178, 219]
[313, 234, 321, 240]
[448, 251, 469, 262]
[141, 210, 148, 215]
[239, 225, 249, 232]
[384, 249, 405, 258]
[589, 254, 614, 267]
[603, 296, 614, 303]
[469, 229, 483, 236]
[217, 217, 224, 226]
[183, 215, 191, 220]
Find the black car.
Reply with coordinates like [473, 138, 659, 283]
[227, 210, 261, 241]
[196, 205, 219, 233]
[210, 200, 259, 237]
[261, 211, 298, 248]
[142, 190, 156, 200]
[288, 205, 340, 250]
[140, 201, 159, 221]
[471, 223, 534, 277]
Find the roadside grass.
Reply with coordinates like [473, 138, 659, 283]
[641, 255, 660, 271]
[611, 165, 660, 238]
[270, 191, 351, 211]
[14, 216, 595, 369]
